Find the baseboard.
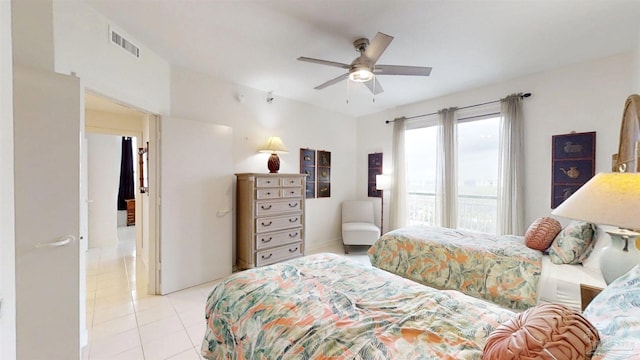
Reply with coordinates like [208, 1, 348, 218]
[306, 238, 342, 253]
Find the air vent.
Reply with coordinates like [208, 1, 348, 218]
[109, 27, 140, 58]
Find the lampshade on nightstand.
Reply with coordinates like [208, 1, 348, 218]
[258, 136, 288, 173]
[551, 172, 640, 284]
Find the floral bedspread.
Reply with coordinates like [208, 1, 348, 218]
[583, 265, 640, 360]
[368, 226, 542, 310]
[202, 253, 514, 360]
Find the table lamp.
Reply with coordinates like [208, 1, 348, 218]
[551, 172, 640, 284]
[258, 136, 288, 173]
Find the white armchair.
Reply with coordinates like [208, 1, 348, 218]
[341, 200, 381, 254]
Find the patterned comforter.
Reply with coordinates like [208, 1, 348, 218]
[202, 253, 514, 360]
[368, 226, 542, 310]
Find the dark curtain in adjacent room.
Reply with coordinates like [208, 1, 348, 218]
[117, 137, 135, 210]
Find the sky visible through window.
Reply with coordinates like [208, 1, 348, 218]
[406, 117, 500, 232]
[406, 117, 499, 194]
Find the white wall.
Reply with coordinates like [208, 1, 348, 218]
[170, 66, 358, 253]
[0, 0, 16, 358]
[634, 31, 640, 93]
[357, 53, 634, 232]
[52, 1, 170, 115]
[87, 133, 121, 248]
[11, 0, 54, 72]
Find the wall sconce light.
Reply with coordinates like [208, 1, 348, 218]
[258, 136, 288, 173]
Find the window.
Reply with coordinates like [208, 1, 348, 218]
[406, 117, 500, 233]
[406, 126, 437, 226]
[456, 117, 499, 233]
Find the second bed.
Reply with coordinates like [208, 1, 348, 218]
[368, 225, 606, 311]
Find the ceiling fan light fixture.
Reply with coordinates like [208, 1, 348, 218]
[349, 68, 374, 82]
[297, 32, 432, 95]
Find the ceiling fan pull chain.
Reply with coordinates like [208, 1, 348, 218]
[346, 78, 350, 104]
[372, 75, 376, 103]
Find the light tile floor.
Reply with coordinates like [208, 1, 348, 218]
[84, 227, 371, 360]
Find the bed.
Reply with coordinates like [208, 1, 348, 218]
[367, 226, 542, 310]
[367, 225, 606, 311]
[202, 253, 640, 359]
[202, 253, 513, 359]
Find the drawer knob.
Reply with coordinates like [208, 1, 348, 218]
[262, 237, 273, 243]
[288, 203, 298, 208]
[288, 247, 298, 253]
[266, 192, 271, 195]
[261, 221, 273, 227]
[289, 232, 298, 238]
[261, 205, 272, 210]
[289, 218, 298, 223]
[290, 191, 295, 195]
[261, 253, 273, 260]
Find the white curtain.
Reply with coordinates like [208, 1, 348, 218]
[390, 117, 408, 230]
[497, 94, 525, 235]
[435, 108, 458, 228]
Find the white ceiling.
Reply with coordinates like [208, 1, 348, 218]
[83, 0, 640, 117]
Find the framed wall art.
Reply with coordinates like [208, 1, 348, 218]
[368, 152, 383, 197]
[317, 150, 331, 198]
[300, 148, 316, 198]
[551, 131, 596, 208]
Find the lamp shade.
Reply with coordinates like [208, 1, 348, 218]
[551, 172, 640, 230]
[349, 67, 374, 82]
[258, 136, 288, 154]
[376, 174, 391, 191]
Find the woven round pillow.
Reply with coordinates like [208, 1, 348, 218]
[524, 217, 562, 251]
[483, 303, 600, 360]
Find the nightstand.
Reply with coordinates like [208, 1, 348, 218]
[580, 283, 603, 311]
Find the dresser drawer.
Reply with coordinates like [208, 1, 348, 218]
[256, 214, 302, 233]
[281, 187, 303, 198]
[281, 177, 303, 187]
[256, 199, 302, 216]
[256, 227, 302, 250]
[256, 188, 280, 199]
[256, 177, 280, 187]
[256, 243, 303, 267]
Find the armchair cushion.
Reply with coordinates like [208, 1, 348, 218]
[342, 201, 380, 246]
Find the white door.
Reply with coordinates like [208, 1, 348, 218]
[159, 117, 233, 294]
[13, 67, 81, 359]
[80, 136, 89, 347]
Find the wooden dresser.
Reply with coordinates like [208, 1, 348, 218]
[235, 173, 306, 270]
[125, 199, 135, 226]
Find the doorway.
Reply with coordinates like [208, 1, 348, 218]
[83, 92, 159, 347]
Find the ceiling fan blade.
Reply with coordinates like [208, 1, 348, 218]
[375, 65, 432, 76]
[314, 73, 349, 90]
[362, 77, 384, 95]
[297, 56, 350, 69]
[364, 32, 393, 64]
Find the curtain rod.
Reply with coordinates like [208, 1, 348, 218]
[385, 92, 532, 124]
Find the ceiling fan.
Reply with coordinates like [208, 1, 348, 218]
[297, 32, 432, 95]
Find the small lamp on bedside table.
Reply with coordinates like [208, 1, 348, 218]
[551, 172, 640, 284]
[258, 136, 288, 173]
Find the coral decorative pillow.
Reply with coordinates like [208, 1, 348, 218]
[524, 217, 562, 250]
[483, 303, 600, 360]
[548, 221, 596, 264]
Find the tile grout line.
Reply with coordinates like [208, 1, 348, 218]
[123, 235, 147, 360]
